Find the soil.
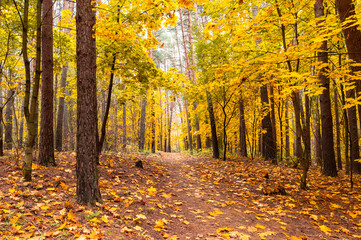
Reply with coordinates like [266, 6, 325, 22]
[0, 151, 360, 240]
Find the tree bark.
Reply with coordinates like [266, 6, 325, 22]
[336, 0, 361, 173]
[76, 0, 101, 205]
[139, 98, 147, 151]
[285, 101, 290, 158]
[315, 0, 337, 177]
[239, 95, 247, 157]
[334, 88, 342, 170]
[5, 89, 14, 150]
[39, 0, 55, 166]
[122, 103, 127, 151]
[260, 85, 276, 163]
[23, 0, 42, 181]
[55, 66, 67, 151]
[314, 97, 322, 166]
[0, 89, 3, 156]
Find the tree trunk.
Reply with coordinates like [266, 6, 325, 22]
[139, 98, 147, 151]
[55, 66, 67, 151]
[184, 100, 193, 153]
[336, 0, 361, 173]
[334, 88, 342, 170]
[97, 56, 115, 156]
[239, 95, 247, 157]
[5, 89, 14, 150]
[314, 97, 322, 166]
[76, 0, 101, 205]
[167, 100, 173, 152]
[23, 0, 42, 181]
[285, 101, 290, 158]
[206, 90, 218, 157]
[260, 85, 276, 163]
[0, 89, 3, 156]
[122, 103, 127, 151]
[315, 0, 337, 177]
[39, 0, 55, 166]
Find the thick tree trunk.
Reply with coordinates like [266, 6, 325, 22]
[260, 85, 276, 163]
[139, 98, 147, 151]
[239, 96, 247, 157]
[159, 90, 163, 151]
[55, 66, 67, 151]
[315, 0, 337, 176]
[336, 0, 361, 173]
[76, 0, 101, 205]
[39, 0, 55, 166]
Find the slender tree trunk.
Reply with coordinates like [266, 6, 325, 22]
[184, 100, 193, 153]
[167, 100, 173, 152]
[314, 97, 322, 166]
[0, 89, 3, 156]
[239, 95, 247, 157]
[97, 56, 115, 156]
[39, 0, 55, 166]
[5, 89, 14, 150]
[270, 85, 277, 154]
[139, 98, 147, 151]
[159, 89, 163, 151]
[334, 88, 342, 170]
[76, 0, 101, 205]
[315, 0, 337, 176]
[23, 0, 42, 181]
[260, 85, 276, 163]
[336, 0, 361, 173]
[55, 66, 67, 151]
[285, 101, 290, 158]
[122, 103, 127, 151]
[151, 92, 156, 153]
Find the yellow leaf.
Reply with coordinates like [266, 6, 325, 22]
[217, 227, 233, 234]
[154, 219, 166, 231]
[40, 205, 50, 211]
[57, 221, 67, 230]
[101, 215, 109, 223]
[161, 193, 172, 199]
[183, 220, 190, 225]
[209, 209, 224, 217]
[67, 209, 76, 222]
[147, 187, 157, 196]
[330, 203, 341, 209]
[319, 225, 332, 235]
[255, 224, 266, 229]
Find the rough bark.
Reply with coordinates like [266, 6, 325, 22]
[39, 0, 55, 166]
[336, 0, 361, 173]
[314, 97, 322, 166]
[139, 98, 147, 151]
[23, 0, 42, 181]
[260, 85, 276, 163]
[5, 90, 14, 150]
[122, 103, 127, 151]
[97, 56, 115, 156]
[55, 66, 67, 151]
[285, 101, 290, 158]
[239, 96, 247, 157]
[315, 0, 337, 177]
[0, 89, 3, 156]
[76, 0, 101, 205]
[334, 88, 342, 170]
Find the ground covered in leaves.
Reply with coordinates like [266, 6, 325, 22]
[0, 151, 361, 239]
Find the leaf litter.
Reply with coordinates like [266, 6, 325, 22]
[0, 152, 360, 239]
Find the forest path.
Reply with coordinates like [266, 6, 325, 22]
[143, 152, 322, 240]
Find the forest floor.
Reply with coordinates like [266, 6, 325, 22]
[0, 151, 361, 240]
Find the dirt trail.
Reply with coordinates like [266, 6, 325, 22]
[145, 152, 318, 240]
